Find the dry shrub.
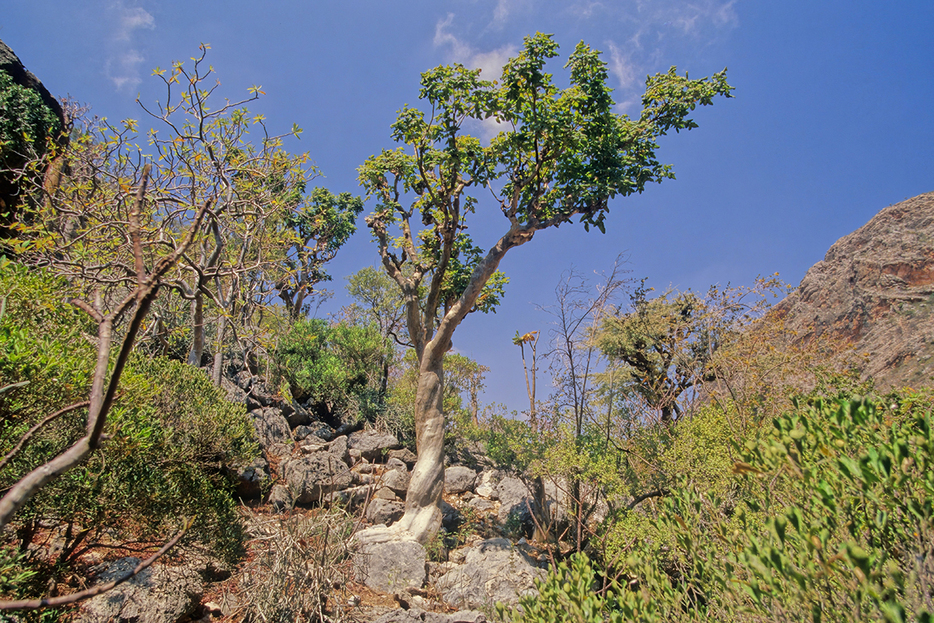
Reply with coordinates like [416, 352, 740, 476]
[232, 507, 355, 623]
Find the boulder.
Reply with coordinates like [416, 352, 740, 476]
[285, 402, 313, 428]
[232, 456, 268, 500]
[381, 468, 410, 496]
[349, 430, 402, 461]
[387, 447, 418, 466]
[233, 370, 254, 391]
[325, 483, 372, 508]
[496, 477, 537, 536]
[281, 451, 353, 504]
[328, 435, 350, 463]
[248, 407, 291, 450]
[474, 470, 502, 499]
[353, 526, 427, 592]
[245, 381, 277, 410]
[76, 558, 203, 623]
[436, 538, 545, 610]
[374, 486, 400, 501]
[268, 483, 292, 511]
[365, 499, 405, 525]
[387, 456, 409, 471]
[444, 466, 477, 494]
[466, 497, 496, 513]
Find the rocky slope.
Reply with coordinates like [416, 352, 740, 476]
[775, 191, 934, 389]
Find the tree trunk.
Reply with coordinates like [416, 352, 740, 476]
[393, 345, 446, 544]
[187, 292, 203, 367]
[212, 314, 225, 386]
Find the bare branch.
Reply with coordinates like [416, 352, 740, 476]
[0, 519, 192, 612]
[0, 401, 91, 472]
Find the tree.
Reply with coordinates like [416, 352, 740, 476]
[358, 32, 733, 543]
[0, 167, 212, 611]
[276, 188, 363, 322]
[597, 278, 785, 424]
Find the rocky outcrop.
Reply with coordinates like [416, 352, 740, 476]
[76, 558, 203, 623]
[0, 39, 64, 128]
[349, 430, 403, 461]
[775, 191, 934, 389]
[435, 538, 545, 610]
[281, 447, 353, 504]
[353, 526, 428, 592]
[444, 466, 477, 494]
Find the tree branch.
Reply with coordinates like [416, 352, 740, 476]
[0, 519, 192, 612]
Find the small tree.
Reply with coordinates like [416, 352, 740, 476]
[359, 32, 733, 543]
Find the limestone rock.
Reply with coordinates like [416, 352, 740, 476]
[246, 381, 277, 411]
[474, 470, 502, 499]
[281, 452, 352, 504]
[387, 447, 418, 466]
[285, 402, 314, 428]
[353, 526, 427, 592]
[774, 191, 934, 389]
[382, 468, 410, 495]
[349, 430, 402, 461]
[366, 498, 405, 525]
[435, 538, 545, 609]
[387, 456, 409, 471]
[466, 497, 496, 513]
[269, 483, 292, 511]
[232, 456, 268, 500]
[328, 435, 350, 463]
[76, 558, 203, 623]
[495, 477, 537, 535]
[248, 407, 291, 450]
[444, 466, 477, 494]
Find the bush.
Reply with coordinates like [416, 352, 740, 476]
[499, 553, 626, 623]
[274, 318, 390, 422]
[0, 261, 258, 600]
[594, 394, 934, 622]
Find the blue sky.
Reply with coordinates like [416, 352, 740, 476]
[2, 1, 932, 411]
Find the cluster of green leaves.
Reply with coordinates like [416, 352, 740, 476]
[500, 553, 625, 623]
[513, 394, 934, 622]
[0, 69, 60, 171]
[0, 261, 258, 599]
[273, 318, 391, 421]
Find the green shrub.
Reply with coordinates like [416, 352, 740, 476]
[0, 260, 258, 600]
[274, 318, 390, 421]
[499, 553, 626, 623]
[596, 395, 934, 622]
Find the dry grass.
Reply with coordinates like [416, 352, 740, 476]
[227, 506, 356, 623]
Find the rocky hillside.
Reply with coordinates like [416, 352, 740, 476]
[775, 191, 934, 389]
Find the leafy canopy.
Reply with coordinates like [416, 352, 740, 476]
[359, 33, 732, 356]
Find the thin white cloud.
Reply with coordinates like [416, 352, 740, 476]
[105, 1, 155, 92]
[105, 49, 146, 91]
[114, 5, 155, 41]
[607, 42, 638, 91]
[491, 0, 532, 26]
[434, 15, 517, 80]
[433, 15, 519, 141]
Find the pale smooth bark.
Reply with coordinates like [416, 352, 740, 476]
[391, 224, 535, 543]
[187, 292, 204, 366]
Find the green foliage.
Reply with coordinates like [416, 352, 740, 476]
[597, 395, 934, 622]
[0, 260, 257, 599]
[500, 553, 626, 623]
[274, 318, 391, 420]
[0, 69, 61, 170]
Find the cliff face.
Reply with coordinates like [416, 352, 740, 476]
[775, 191, 934, 390]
